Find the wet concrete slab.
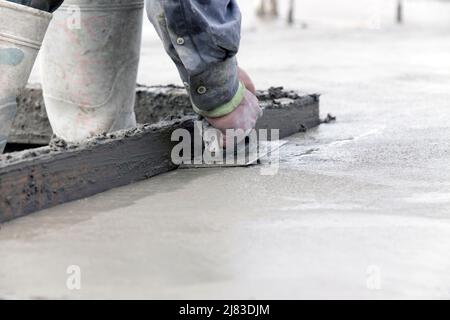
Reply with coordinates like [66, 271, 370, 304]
[0, 161, 449, 299]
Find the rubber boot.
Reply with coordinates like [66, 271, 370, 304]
[0, 0, 52, 153]
[40, 0, 144, 142]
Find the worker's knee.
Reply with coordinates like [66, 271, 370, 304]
[6, 0, 64, 12]
[31, 0, 64, 12]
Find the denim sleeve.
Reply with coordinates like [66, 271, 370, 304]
[146, 0, 244, 117]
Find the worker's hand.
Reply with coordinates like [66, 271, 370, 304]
[238, 67, 256, 94]
[206, 68, 262, 148]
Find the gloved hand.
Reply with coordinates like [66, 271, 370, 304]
[206, 67, 263, 148]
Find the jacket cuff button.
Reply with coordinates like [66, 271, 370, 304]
[196, 86, 207, 95]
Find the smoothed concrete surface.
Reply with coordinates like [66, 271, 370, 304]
[0, 161, 450, 299]
[2, 2, 450, 299]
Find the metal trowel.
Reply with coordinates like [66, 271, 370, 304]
[180, 120, 287, 169]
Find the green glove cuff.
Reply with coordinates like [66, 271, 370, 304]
[192, 81, 246, 118]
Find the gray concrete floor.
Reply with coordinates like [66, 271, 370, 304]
[2, 1, 450, 299]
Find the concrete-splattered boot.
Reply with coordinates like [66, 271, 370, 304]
[0, 0, 52, 153]
[40, 0, 144, 142]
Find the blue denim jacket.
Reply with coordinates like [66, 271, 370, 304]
[146, 0, 243, 117]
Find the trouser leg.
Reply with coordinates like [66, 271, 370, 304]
[6, 0, 63, 12]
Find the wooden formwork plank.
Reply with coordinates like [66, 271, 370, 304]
[0, 119, 195, 222]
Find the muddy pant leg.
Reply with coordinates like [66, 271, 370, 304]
[0, 0, 52, 153]
[146, 0, 245, 118]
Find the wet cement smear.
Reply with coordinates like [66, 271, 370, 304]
[0, 48, 24, 66]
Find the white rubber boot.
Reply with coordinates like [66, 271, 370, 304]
[40, 0, 144, 142]
[0, 0, 52, 153]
